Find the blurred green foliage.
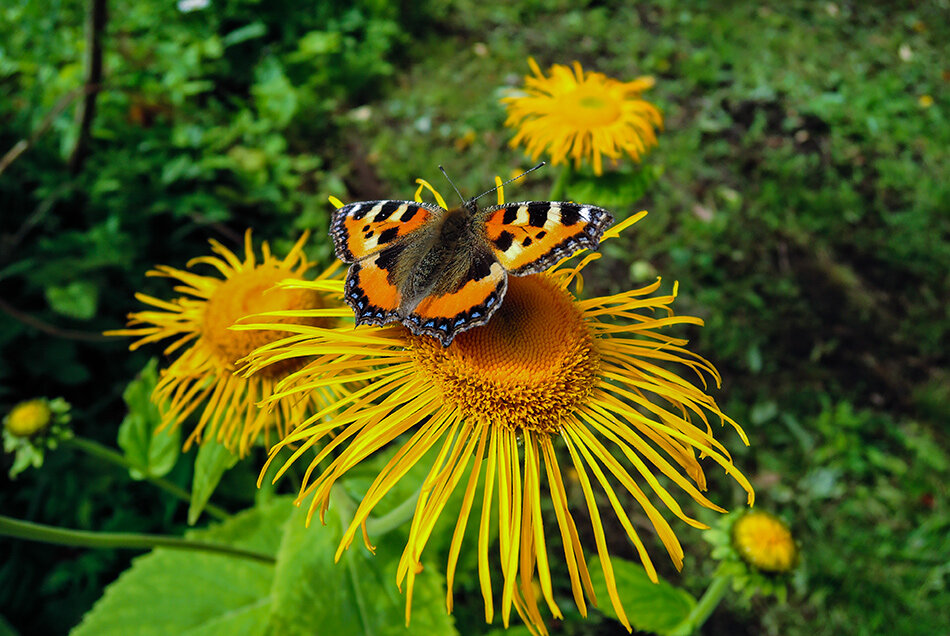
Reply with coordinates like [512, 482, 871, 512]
[1, 0, 948, 635]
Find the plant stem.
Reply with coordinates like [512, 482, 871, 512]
[670, 573, 732, 636]
[0, 515, 275, 564]
[67, 436, 229, 521]
[549, 163, 572, 201]
[330, 485, 356, 522]
[329, 484, 419, 540]
[364, 487, 420, 537]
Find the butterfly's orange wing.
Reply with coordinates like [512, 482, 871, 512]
[343, 243, 406, 326]
[405, 251, 507, 346]
[344, 243, 507, 346]
[330, 200, 442, 262]
[481, 201, 613, 275]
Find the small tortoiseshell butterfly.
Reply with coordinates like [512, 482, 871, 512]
[330, 166, 614, 346]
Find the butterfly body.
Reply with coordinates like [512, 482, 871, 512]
[331, 194, 613, 346]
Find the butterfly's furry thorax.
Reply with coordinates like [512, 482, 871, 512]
[331, 194, 614, 346]
[394, 206, 488, 315]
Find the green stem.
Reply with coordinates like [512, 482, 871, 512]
[67, 436, 229, 522]
[364, 487, 420, 537]
[330, 484, 357, 520]
[329, 484, 418, 540]
[548, 162, 573, 201]
[670, 573, 732, 636]
[0, 514, 275, 564]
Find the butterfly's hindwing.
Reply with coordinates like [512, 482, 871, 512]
[343, 244, 406, 326]
[330, 200, 441, 262]
[404, 251, 508, 346]
[481, 201, 614, 275]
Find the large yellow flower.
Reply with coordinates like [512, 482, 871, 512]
[241, 206, 753, 634]
[107, 231, 341, 456]
[503, 58, 662, 175]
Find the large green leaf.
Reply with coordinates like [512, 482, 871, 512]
[266, 500, 457, 636]
[71, 498, 292, 636]
[116, 359, 181, 479]
[588, 555, 696, 635]
[70, 491, 459, 635]
[189, 436, 239, 525]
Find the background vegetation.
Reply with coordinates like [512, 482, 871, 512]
[1, 1, 947, 634]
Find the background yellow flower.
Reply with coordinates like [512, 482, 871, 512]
[733, 510, 798, 573]
[108, 231, 342, 455]
[503, 58, 662, 175]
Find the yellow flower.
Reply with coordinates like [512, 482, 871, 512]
[107, 231, 341, 456]
[242, 202, 753, 633]
[503, 58, 662, 175]
[4, 399, 53, 438]
[732, 510, 797, 573]
[918, 94, 934, 108]
[3, 397, 72, 478]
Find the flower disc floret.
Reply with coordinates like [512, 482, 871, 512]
[204, 267, 327, 376]
[410, 275, 598, 434]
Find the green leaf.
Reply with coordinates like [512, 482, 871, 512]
[0, 613, 19, 636]
[266, 499, 457, 636]
[588, 555, 696, 635]
[116, 359, 181, 479]
[252, 57, 298, 129]
[72, 489, 458, 635]
[71, 498, 292, 636]
[568, 164, 661, 210]
[222, 22, 267, 48]
[189, 437, 239, 525]
[295, 30, 342, 57]
[45, 280, 98, 320]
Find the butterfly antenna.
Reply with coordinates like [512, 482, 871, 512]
[439, 165, 467, 205]
[471, 161, 546, 203]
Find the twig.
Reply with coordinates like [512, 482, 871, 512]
[1, 180, 75, 261]
[0, 87, 92, 178]
[0, 296, 111, 342]
[67, 0, 107, 174]
[186, 213, 244, 245]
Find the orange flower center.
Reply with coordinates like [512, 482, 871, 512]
[410, 275, 599, 434]
[560, 84, 622, 128]
[203, 267, 329, 376]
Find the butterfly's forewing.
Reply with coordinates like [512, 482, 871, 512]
[480, 201, 614, 275]
[330, 200, 442, 262]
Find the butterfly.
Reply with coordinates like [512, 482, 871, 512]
[330, 166, 614, 346]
